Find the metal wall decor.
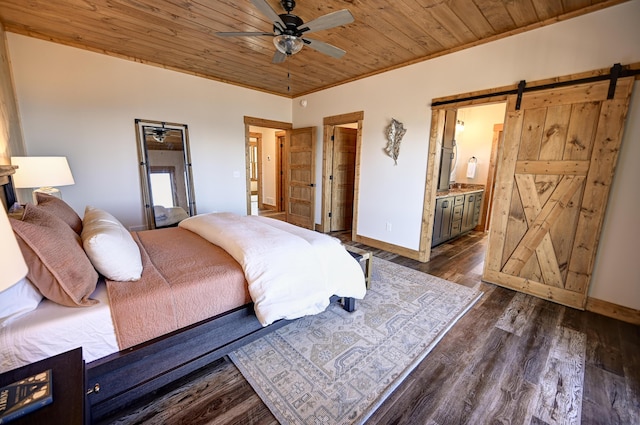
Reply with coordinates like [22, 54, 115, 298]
[385, 118, 406, 165]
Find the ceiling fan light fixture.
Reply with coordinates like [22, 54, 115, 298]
[150, 128, 168, 143]
[273, 34, 303, 56]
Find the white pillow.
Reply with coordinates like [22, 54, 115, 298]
[0, 277, 43, 327]
[81, 206, 143, 281]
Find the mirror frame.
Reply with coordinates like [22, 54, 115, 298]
[135, 119, 196, 229]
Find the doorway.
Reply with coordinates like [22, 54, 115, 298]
[419, 102, 507, 261]
[320, 111, 364, 236]
[450, 104, 506, 232]
[248, 132, 261, 215]
[244, 119, 289, 218]
[244, 117, 317, 229]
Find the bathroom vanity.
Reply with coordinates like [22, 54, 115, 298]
[432, 184, 484, 247]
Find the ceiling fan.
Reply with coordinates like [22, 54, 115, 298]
[216, 0, 354, 63]
[144, 125, 170, 143]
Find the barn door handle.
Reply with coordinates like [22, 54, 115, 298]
[309, 183, 316, 187]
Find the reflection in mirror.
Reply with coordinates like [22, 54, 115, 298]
[135, 119, 196, 229]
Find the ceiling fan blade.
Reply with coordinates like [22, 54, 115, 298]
[299, 10, 354, 33]
[251, 0, 286, 29]
[272, 50, 287, 64]
[216, 31, 274, 37]
[303, 38, 346, 59]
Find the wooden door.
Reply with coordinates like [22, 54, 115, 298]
[330, 127, 357, 231]
[432, 197, 453, 247]
[285, 127, 316, 229]
[483, 77, 634, 309]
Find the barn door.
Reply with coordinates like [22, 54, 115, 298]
[285, 127, 316, 229]
[482, 77, 634, 309]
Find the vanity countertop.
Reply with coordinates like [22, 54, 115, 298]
[436, 184, 485, 198]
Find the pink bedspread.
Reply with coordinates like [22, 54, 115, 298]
[106, 227, 250, 349]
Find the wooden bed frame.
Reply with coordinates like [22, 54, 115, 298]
[0, 166, 358, 422]
[86, 295, 348, 421]
[86, 301, 291, 420]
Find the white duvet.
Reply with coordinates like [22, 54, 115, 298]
[179, 213, 366, 325]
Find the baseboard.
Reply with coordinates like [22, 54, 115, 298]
[352, 233, 422, 261]
[586, 297, 640, 325]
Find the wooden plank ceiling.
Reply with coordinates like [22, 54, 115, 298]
[0, 0, 628, 97]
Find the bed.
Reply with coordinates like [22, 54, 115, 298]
[0, 166, 366, 422]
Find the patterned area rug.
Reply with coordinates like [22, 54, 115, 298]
[229, 257, 483, 425]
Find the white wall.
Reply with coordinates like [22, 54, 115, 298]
[293, 1, 640, 309]
[7, 33, 291, 228]
[452, 103, 506, 185]
[590, 85, 640, 307]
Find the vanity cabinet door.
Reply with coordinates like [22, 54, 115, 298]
[451, 204, 463, 237]
[473, 192, 483, 229]
[432, 197, 453, 247]
[462, 193, 478, 232]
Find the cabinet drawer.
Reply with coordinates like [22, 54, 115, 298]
[451, 220, 462, 234]
[453, 205, 463, 221]
[454, 195, 465, 206]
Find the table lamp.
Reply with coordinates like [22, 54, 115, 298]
[11, 156, 75, 204]
[0, 207, 28, 292]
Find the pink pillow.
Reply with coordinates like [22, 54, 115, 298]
[35, 192, 83, 235]
[10, 204, 98, 307]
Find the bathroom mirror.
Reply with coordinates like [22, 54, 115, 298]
[135, 119, 196, 229]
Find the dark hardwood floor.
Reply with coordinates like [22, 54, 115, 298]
[106, 231, 639, 425]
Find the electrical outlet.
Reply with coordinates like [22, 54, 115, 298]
[386, 222, 392, 232]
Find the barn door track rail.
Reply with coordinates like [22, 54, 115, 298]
[431, 63, 640, 109]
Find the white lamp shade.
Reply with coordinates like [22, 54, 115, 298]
[0, 208, 28, 291]
[11, 156, 75, 189]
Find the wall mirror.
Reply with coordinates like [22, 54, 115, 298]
[135, 119, 196, 229]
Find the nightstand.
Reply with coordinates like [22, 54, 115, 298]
[0, 348, 86, 425]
